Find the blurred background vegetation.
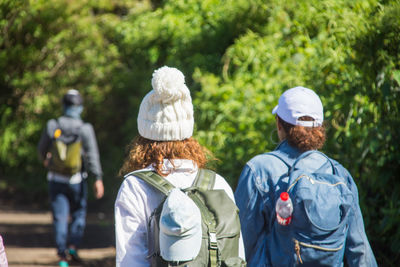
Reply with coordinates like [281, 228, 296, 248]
[0, 0, 399, 265]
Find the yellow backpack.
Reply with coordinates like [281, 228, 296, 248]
[48, 120, 82, 175]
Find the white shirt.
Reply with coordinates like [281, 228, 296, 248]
[47, 171, 83, 184]
[115, 159, 245, 267]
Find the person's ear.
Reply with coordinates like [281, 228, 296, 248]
[276, 116, 286, 141]
[276, 116, 281, 130]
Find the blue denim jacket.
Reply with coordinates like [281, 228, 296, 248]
[234, 140, 377, 267]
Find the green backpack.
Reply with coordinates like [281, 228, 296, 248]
[134, 169, 246, 267]
[48, 120, 82, 175]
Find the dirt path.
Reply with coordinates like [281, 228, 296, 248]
[0, 206, 115, 267]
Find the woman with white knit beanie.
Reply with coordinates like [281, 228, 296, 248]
[114, 66, 245, 267]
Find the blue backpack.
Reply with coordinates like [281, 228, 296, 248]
[268, 150, 353, 266]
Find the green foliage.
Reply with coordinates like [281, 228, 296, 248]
[0, 0, 123, 197]
[349, 2, 400, 259]
[192, 0, 400, 264]
[1, 0, 399, 264]
[194, 0, 380, 180]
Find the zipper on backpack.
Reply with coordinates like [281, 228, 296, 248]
[293, 238, 343, 264]
[306, 176, 315, 184]
[287, 175, 346, 192]
[294, 239, 303, 264]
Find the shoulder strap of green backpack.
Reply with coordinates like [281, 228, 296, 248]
[192, 169, 216, 191]
[132, 171, 175, 195]
[190, 169, 219, 267]
[133, 169, 216, 194]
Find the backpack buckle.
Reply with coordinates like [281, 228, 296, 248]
[209, 232, 218, 250]
[209, 232, 218, 249]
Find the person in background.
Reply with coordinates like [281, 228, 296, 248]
[0, 235, 8, 267]
[114, 66, 245, 266]
[235, 86, 377, 266]
[38, 89, 104, 267]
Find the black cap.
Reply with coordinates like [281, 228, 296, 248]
[63, 89, 83, 106]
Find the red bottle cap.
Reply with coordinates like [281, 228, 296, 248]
[280, 192, 289, 201]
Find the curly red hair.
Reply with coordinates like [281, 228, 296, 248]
[119, 136, 214, 176]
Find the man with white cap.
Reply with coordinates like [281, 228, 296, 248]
[235, 87, 377, 266]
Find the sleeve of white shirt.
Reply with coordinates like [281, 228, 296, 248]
[214, 174, 246, 261]
[115, 178, 150, 267]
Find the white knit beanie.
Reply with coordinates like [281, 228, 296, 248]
[137, 66, 194, 141]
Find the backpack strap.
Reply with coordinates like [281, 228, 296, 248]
[52, 118, 83, 142]
[192, 169, 216, 191]
[269, 150, 338, 176]
[188, 169, 219, 267]
[267, 151, 291, 168]
[51, 118, 62, 140]
[132, 171, 175, 195]
[290, 150, 338, 175]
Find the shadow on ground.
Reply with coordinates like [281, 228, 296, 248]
[1, 222, 114, 249]
[25, 257, 115, 267]
[0, 201, 116, 267]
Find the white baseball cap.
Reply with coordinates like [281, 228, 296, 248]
[159, 188, 202, 262]
[272, 86, 323, 127]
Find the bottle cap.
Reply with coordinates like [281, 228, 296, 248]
[280, 192, 289, 201]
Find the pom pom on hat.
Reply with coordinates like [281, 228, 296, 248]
[151, 66, 188, 104]
[137, 66, 194, 141]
